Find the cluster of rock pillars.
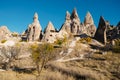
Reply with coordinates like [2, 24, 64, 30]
[22, 8, 120, 44]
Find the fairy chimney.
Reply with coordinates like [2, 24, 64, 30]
[71, 8, 81, 35]
[83, 12, 96, 37]
[43, 21, 57, 43]
[27, 13, 42, 41]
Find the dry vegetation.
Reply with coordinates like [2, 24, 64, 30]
[0, 40, 120, 80]
[0, 51, 120, 80]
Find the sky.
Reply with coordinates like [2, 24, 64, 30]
[0, 0, 120, 33]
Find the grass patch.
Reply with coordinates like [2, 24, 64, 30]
[1, 39, 7, 43]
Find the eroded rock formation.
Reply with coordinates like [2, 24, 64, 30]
[71, 8, 81, 35]
[60, 11, 71, 34]
[94, 16, 107, 44]
[83, 12, 96, 37]
[0, 26, 11, 40]
[26, 13, 42, 41]
[42, 21, 57, 43]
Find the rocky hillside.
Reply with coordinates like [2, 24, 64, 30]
[0, 8, 119, 80]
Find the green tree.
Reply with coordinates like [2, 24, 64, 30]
[55, 35, 68, 47]
[30, 43, 55, 78]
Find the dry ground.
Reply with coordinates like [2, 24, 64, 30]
[0, 51, 120, 80]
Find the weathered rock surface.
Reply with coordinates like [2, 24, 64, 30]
[26, 13, 42, 41]
[71, 8, 81, 35]
[0, 26, 11, 40]
[83, 12, 96, 37]
[42, 21, 57, 43]
[59, 9, 96, 37]
[94, 16, 107, 44]
[94, 16, 120, 44]
[111, 22, 120, 39]
[60, 11, 71, 34]
[84, 12, 94, 25]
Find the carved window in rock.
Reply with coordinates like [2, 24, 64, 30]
[50, 30, 55, 32]
[32, 26, 35, 41]
[50, 34, 52, 37]
[33, 26, 35, 33]
[46, 39, 49, 41]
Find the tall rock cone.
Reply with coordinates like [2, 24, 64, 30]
[71, 8, 81, 35]
[71, 8, 80, 22]
[83, 11, 96, 37]
[84, 11, 94, 26]
[94, 16, 107, 44]
[44, 21, 55, 33]
[59, 11, 71, 34]
[43, 21, 57, 43]
[26, 13, 42, 41]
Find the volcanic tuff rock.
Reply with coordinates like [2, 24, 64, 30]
[42, 21, 57, 43]
[83, 12, 96, 37]
[94, 16, 120, 44]
[60, 9, 96, 38]
[0, 26, 11, 40]
[60, 11, 71, 34]
[26, 13, 42, 41]
[94, 16, 107, 44]
[71, 8, 81, 35]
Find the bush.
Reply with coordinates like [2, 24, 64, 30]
[112, 39, 120, 53]
[30, 43, 55, 77]
[55, 36, 68, 47]
[79, 37, 92, 43]
[1, 39, 7, 43]
[12, 33, 18, 37]
[112, 46, 120, 53]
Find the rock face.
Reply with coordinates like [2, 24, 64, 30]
[83, 12, 96, 37]
[26, 13, 42, 41]
[0, 26, 11, 40]
[94, 16, 107, 44]
[84, 12, 94, 25]
[116, 22, 120, 35]
[42, 21, 57, 43]
[94, 16, 120, 44]
[110, 22, 120, 39]
[60, 11, 71, 34]
[71, 8, 81, 35]
[59, 9, 96, 37]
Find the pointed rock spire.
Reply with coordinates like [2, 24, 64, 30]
[33, 12, 39, 23]
[34, 12, 38, 18]
[26, 12, 42, 41]
[44, 21, 55, 33]
[71, 8, 78, 19]
[43, 21, 57, 43]
[70, 8, 81, 34]
[84, 11, 94, 25]
[98, 16, 106, 28]
[71, 8, 80, 22]
[94, 16, 107, 44]
[83, 11, 96, 37]
[65, 11, 71, 23]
